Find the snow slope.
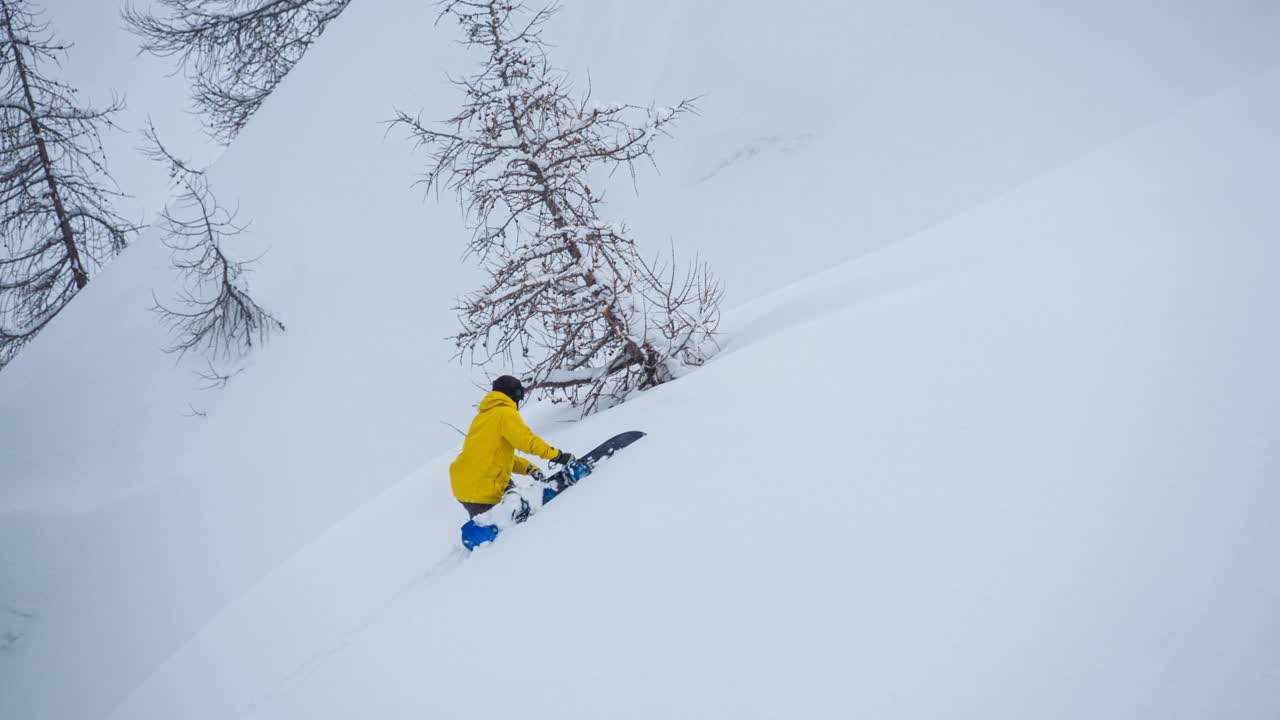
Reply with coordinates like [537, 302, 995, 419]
[105, 65, 1280, 720]
[3, 1, 1280, 718]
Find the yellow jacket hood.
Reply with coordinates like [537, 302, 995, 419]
[478, 390, 517, 413]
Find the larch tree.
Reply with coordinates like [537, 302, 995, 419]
[123, 0, 352, 144]
[143, 121, 283, 383]
[395, 0, 721, 413]
[0, 0, 137, 370]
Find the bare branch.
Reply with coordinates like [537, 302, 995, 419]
[393, 0, 720, 414]
[123, 0, 352, 144]
[144, 121, 284, 370]
[194, 359, 244, 389]
[0, 1, 139, 370]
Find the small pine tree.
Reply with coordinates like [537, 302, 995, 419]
[123, 0, 352, 144]
[395, 0, 721, 413]
[0, 1, 138, 369]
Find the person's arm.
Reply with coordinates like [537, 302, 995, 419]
[500, 409, 558, 461]
[512, 457, 546, 480]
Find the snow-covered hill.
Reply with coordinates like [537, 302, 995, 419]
[3, 2, 1279, 718]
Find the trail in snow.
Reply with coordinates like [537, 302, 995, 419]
[236, 545, 470, 720]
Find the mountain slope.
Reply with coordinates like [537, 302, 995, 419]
[111, 65, 1280, 720]
[2, 2, 1279, 719]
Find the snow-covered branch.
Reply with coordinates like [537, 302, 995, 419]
[394, 0, 720, 413]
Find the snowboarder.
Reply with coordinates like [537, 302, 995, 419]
[449, 376, 575, 518]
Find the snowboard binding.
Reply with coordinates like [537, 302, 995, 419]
[563, 459, 590, 486]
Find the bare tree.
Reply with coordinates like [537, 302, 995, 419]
[123, 0, 352, 144]
[395, 0, 721, 413]
[143, 121, 283, 367]
[0, 1, 138, 369]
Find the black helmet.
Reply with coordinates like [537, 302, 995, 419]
[492, 375, 526, 405]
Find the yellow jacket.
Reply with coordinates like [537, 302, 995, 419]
[449, 391, 559, 504]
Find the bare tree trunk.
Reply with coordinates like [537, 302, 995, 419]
[1, 6, 85, 289]
[483, 6, 650, 373]
[0, 0, 136, 368]
[394, 0, 720, 412]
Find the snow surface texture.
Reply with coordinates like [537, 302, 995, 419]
[2, 1, 1280, 718]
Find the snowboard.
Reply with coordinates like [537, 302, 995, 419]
[460, 430, 645, 550]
